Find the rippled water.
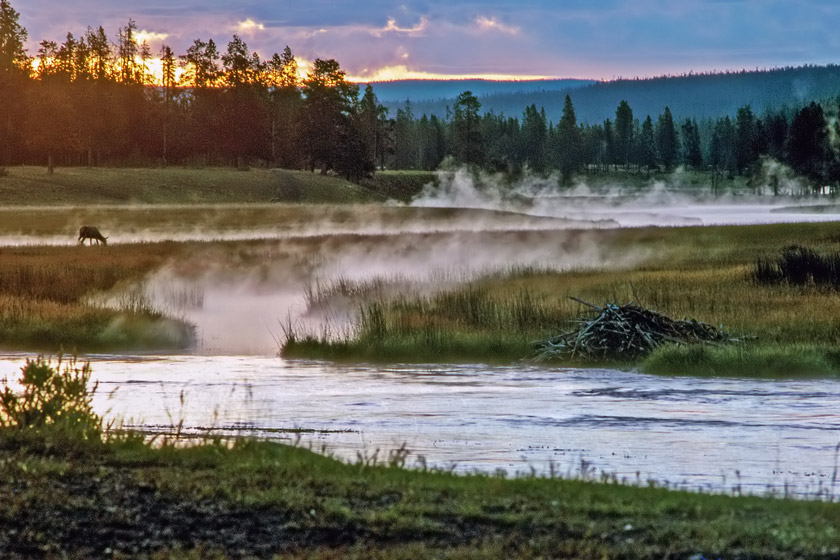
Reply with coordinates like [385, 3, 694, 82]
[3, 353, 839, 497]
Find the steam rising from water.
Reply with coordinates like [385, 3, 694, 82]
[11, 163, 840, 355]
[410, 164, 840, 227]
[111, 227, 643, 354]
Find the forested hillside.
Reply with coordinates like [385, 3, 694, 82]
[373, 78, 594, 104]
[400, 65, 840, 124]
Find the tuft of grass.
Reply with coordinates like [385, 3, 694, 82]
[753, 245, 840, 287]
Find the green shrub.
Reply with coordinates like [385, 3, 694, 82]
[0, 356, 102, 441]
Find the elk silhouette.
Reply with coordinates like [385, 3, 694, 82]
[78, 226, 108, 245]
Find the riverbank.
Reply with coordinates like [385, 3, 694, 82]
[5, 428, 840, 559]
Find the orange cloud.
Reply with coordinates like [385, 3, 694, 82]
[346, 64, 555, 82]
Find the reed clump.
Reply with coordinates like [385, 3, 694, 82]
[753, 245, 840, 287]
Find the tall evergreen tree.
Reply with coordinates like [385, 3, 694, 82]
[519, 104, 547, 172]
[160, 45, 177, 166]
[0, 0, 29, 165]
[267, 46, 302, 167]
[452, 91, 483, 166]
[786, 102, 831, 188]
[614, 100, 634, 168]
[639, 115, 657, 170]
[734, 105, 758, 174]
[116, 19, 140, 84]
[301, 58, 368, 178]
[394, 100, 417, 169]
[656, 106, 677, 171]
[556, 94, 581, 183]
[0, 0, 28, 73]
[680, 118, 703, 169]
[602, 118, 615, 170]
[358, 85, 388, 170]
[710, 116, 736, 176]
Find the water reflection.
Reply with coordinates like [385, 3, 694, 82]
[2, 352, 839, 498]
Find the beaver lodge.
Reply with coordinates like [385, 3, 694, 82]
[534, 298, 736, 361]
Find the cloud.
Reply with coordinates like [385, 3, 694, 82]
[474, 16, 519, 35]
[235, 18, 265, 35]
[135, 29, 170, 45]
[376, 16, 428, 37]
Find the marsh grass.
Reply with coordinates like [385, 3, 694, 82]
[284, 222, 840, 375]
[0, 243, 195, 351]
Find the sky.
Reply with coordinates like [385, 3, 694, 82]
[15, 0, 840, 82]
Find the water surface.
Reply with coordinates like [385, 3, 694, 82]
[3, 353, 837, 498]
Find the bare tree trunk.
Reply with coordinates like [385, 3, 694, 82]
[47, 151, 54, 174]
[163, 121, 168, 167]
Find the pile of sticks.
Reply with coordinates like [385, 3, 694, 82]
[534, 298, 733, 361]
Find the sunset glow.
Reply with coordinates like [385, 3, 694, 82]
[17, 0, 840, 82]
[345, 65, 557, 83]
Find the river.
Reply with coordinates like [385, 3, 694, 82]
[2, 352, 838, 498]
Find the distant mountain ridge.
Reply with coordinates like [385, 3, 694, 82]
[374, 65, 840, 124]
[368, 78, 595, 104]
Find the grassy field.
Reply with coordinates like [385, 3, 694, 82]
[0, 166, 380, 205]
[2, 358, 840, 559]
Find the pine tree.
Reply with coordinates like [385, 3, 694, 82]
[656, 106, 677, 171]
[786, 102, 831, 188]
[556, 94, 581, 183]
[614, 100, 634, 168]
[681, 118, 703, 169]
[0, 0, 29, 74]
[452, 91, 483, 166]
[735, 105, 757, 174]
[639, 115, 657, 170]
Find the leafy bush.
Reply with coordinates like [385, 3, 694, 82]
[0, 356, 102, 441]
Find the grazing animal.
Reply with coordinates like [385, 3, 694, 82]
[78, 226, 108, 245]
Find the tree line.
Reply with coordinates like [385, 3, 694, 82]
[393, 92, 840, 190]
[1, 0, 839, 190]
[0, 1, 382, 179]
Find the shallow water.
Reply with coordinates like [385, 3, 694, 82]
[3, 353, 839, 498]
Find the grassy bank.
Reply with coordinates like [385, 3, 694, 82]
[0, 243, 194, 352]
[0, 166, 377, 205]
[2, 359, 840, 559]
[7, 435, 840, 559]
[283, 221, 840, 376]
